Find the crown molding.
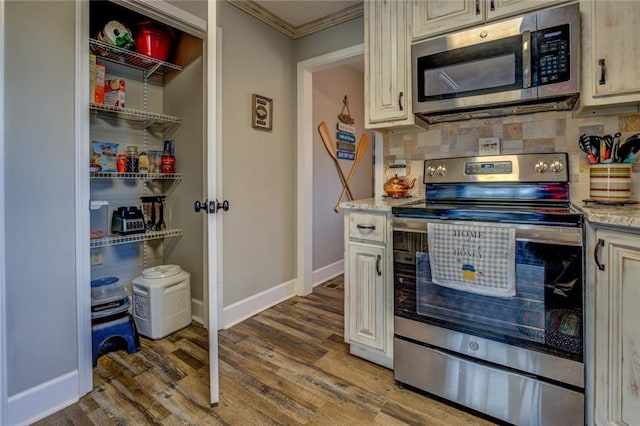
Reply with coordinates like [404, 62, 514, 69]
[228, 0, 363, 39]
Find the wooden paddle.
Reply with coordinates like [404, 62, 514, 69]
[318, 121, 354, 201]
[334, 133, 368, 212]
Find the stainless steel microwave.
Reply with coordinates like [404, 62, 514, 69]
[412, 3, 580, 124]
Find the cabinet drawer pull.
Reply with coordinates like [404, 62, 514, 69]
[594, 238, 605, 271]
[475, 0, 480, 15]
[357, 224, 376, 231]
[598, 59, 606, 85]
[376, 254, 382, 276]
[489, 0, 495, 11]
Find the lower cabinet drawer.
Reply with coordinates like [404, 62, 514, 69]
[348, 212, 386, 243]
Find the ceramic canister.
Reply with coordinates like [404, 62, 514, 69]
[589, 163, 632, 201]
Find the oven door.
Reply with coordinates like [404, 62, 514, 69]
[393, 218, 584, 363]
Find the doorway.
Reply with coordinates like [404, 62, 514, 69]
[296, 44, 366, 296]
[78, 0, 219, 406]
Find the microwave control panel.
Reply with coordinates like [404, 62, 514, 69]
[533, 24, 571, 86]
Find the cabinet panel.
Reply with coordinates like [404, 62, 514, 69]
[348, 243, 385, 351]
[411, 0, 483, 40]
[591, 1, 640, 97]
[348, 212, 386, 243]
[365, 0, 412, 127]
[593, 229, 640, 425]
[485, 0, 560, 21]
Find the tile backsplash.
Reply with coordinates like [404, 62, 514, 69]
[384, 111, 640, 203]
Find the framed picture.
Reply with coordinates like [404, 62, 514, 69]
[478, 137, 500, 156]
[252, 94, 273, 130]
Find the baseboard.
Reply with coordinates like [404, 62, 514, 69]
[8, 370, 79, 426]
[222, 279, 296, 329]
[191, 298, 204, 325]
[312, 260, 344, 287]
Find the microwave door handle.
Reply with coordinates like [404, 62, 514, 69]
[522, 30, 531, 89]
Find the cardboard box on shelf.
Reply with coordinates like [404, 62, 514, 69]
[104, 79, 125, 107]
[90, 54, 96, 103]
[95, 63, 105, 104]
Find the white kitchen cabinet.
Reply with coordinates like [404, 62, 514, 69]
[364, 0, 415, 129]
[344, 209, 393, 368]
[411, 0, 483, 40]
[576, 1, 640, 116]
[590, 227, 640, 425]
[411, 0, 563, 40]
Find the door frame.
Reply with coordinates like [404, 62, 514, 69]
[0, 0, 7, 422]
[75, 0, 210, 396]
[295, 44, 364, 296]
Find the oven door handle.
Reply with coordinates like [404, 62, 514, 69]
[594, 238, 605, 271]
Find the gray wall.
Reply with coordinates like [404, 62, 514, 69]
[295, 17, 364, 62]
[219, 2, 296, 305]
[5, 1, 78, 394]
[312, 65, 373, 270]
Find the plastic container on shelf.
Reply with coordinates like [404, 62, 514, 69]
[90, 201, 110, 239]
[90, 276, 128, 306]
[132, 265, 191, 339]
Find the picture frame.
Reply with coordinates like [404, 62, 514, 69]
[478, 137, 500, 156]
[252, 94, 273, 130]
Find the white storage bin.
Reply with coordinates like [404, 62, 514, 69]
[132, 265, 191, 339]
[90, 201, 110, 239]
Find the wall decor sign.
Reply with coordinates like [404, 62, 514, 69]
[252, 94, 273, 130]
[336, 131, 356, 143]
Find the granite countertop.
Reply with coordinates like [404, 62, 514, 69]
[573, 202, 640, 230]
[342, 198, 640, 230]
[340, 197, 418, 212]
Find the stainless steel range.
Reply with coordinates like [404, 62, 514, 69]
[392, 153, 584, 425]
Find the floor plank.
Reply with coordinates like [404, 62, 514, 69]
[35, 275, 495, 425]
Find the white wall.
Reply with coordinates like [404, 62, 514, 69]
[5, 1, 78, 395]
[312, 64, 372, 270]
[219, 2, 296, 306]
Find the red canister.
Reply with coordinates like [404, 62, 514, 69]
[161, 153, 175, 174]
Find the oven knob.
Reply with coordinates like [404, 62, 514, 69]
[534, 161, 548, 173]
[550, 159, 564, 173]
[469, 341, 479, 351]
[425, 166, 436, 177]
[436, 165, 447, 176]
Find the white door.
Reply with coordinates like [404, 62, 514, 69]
[205, 2, 220, 406]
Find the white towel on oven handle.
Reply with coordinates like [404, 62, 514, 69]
[427, 222, 516, 297]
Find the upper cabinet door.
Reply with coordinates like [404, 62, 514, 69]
[485, 0, 562, 21]
[591, 0, 640, 97]
[365, 0, 412, 127]
[412, 0, 483, 40]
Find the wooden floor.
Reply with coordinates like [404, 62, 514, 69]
[37, 275, 494, 425]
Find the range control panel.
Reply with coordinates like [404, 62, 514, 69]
[424, 153, 569, 184]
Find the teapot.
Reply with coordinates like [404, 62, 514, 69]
[383, 172, 417, 197]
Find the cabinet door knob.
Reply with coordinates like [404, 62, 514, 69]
[594, 238, 605, 271]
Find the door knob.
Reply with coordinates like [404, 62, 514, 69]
[194, 199, 229, 214]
